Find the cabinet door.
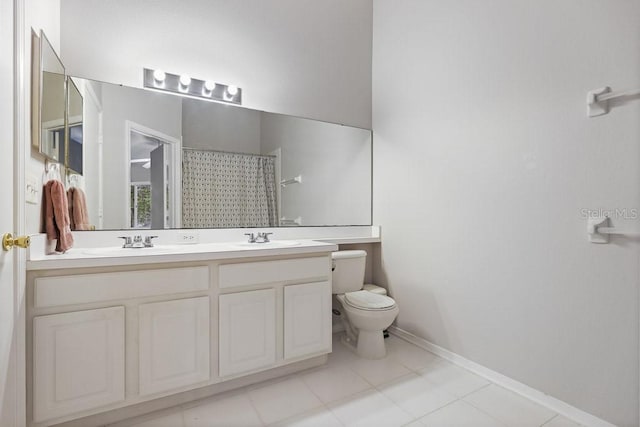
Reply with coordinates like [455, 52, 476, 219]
[219, 289, 276, 377]
[284, 281, 332, 360]
[33, 306, 125, 422]
[139, 297, 210, 396]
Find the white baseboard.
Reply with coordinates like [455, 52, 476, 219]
[388, 326, 616, 427]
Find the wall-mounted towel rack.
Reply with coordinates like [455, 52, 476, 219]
[42, 160, 62, 183]
[66, 173, 85, 189]
[587, 216, 640, 243]
[280, 175, 302, 187]
[587, 86, 640, 117]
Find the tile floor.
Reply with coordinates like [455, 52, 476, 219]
[109, 334, 582, 427]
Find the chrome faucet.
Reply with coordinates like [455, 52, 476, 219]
[118, 235, 158, 248]
[244, 232, 273, 243]
[132, 235, 145, 248]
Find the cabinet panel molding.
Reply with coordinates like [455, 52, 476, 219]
[284, 281, 332, 359]
[33, 306, 125, 422]
[219, 289, 276, 376]
[138, 296, 210, 396]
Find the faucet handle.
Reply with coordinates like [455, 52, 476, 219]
[144, 236, 158, 247]
[131, 235, 145, 248]
[257, 232, 273, 243]
[244, 233, 256, 243]
[117, 236, 132, 248]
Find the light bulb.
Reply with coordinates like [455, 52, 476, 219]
[153, 69, 166, 83]
[179, 74, 191, 87]
[227, 85, 238, 96]
[204, 80, 216, 91]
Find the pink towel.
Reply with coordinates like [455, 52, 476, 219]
[67, 187, 91, 231]
[43, 180, 74, 252]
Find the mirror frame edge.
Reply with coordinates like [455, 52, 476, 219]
[32, 29, 68, 165]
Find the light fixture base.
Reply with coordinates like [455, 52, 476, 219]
[143, 68, 242, 105]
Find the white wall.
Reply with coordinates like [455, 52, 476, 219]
[260, 112, 371, 226]
[60, 0, 373, 129]
[101, 84, 182, 229]
[25, 0, 61, 234]
[373, 1, 639, 426]
[182, 99, 261, 154]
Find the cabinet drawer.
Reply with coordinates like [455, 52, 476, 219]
[35, 266, 210, 307]
[219, 256, 330, 289]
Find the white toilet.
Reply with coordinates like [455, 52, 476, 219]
[332, 250, 399, 359]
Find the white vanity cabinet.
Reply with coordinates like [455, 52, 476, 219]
[33, 306, 125, 423]
[138, 296, 210, 396]
[27, 250, 334, 427]
[218, 256, 332, 378]
[29, 266, 211, 426]
[219, 289, 277, 377]
[284, 281, 332, 360]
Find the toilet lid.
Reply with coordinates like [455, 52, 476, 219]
[344, 290, 396, 310]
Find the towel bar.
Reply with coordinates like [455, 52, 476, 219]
[588, 216, 640, 243]
[587, 86, 640, 117]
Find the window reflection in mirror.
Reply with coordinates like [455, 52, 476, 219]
[129, 129, 178, 229]
[67, 78, 84, 174]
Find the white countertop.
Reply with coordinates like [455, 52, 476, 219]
[27, 240, 339, 271]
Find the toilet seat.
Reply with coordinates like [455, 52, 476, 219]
[344, 290, 396, 311]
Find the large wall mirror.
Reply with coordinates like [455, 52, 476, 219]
[72, 77, 372, 230]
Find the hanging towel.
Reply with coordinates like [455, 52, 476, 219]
[67, 187, 91, 231]
[42, 180, 74, 252]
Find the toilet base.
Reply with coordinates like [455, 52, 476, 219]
[356, 329, 387, 359]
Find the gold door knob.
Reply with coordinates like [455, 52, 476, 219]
[2, 233, 31, 251]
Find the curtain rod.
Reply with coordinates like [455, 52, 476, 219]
[182, 146, 276, 158]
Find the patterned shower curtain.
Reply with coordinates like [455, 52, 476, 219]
[182, 150, 278, 228]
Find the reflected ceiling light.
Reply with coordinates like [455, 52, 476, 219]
[179, 74, 191, 86]
[203, 80, 216, 96]
[179, 74, 191, 92]
[153, 69, 166, 83]
[142, 161, 151, 169]
[143, 68, 242, 105]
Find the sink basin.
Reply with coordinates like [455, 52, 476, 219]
[231, 240, 302, 249]
[82, 245, 182, 257]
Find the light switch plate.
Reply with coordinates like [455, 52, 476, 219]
[26, 174, 39, 205]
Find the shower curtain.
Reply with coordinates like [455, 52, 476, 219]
[182, 150, 278, 228]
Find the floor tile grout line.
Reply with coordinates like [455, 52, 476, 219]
[456, 381, 492, 399]
[461, 384, 558, 427]
[539, 414, 560, 426]
[539, 413, 562, 426]
[454, 395, 514, 427]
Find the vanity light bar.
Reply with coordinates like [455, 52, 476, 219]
[143, 68, 242, 105]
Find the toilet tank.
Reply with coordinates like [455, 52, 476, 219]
[331, 250, 367, 294]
